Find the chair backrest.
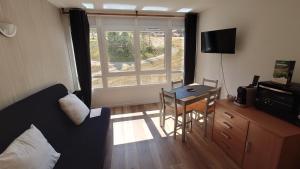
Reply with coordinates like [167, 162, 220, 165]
[205, 88, 220, 113]
[161, 88, 177, 114]
[171, 79, 184, 89]
[203, 78, 218, 88]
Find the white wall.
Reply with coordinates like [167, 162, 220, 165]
[92, 84, 169, 107]
[0, 0, 74, 109]
[195, 0, 300, 97]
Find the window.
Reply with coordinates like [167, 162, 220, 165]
[140, 31, 165, 71]
[105, 31, 135, 72]
[171, 29, 184, 81]
[141, 74, 167, 85]
[89, 17, 184, 88]
[107, 76, 137, 87]
[90, 28, 103, 88]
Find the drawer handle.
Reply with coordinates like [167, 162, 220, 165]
[245, 141, 252, 153]
[222, 122, 232, 129]
[224, 112, 233, 119]
[221, 132, 230, 139]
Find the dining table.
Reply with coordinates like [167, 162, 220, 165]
[162, 84, 216, 142]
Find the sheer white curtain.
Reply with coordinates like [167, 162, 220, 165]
[62, 15, 80, 91]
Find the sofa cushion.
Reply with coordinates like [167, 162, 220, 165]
[0, 124, 60, 169]
[59, 93, 90, 125]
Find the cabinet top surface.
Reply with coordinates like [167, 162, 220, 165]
[217, 100, 300, 137]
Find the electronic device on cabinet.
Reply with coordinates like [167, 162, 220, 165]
[255, 81, 300, 126]
[234, 75, 260, 107]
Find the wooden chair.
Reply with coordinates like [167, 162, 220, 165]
[193, 78, 219, 120]
[203, 78, 218, 88]
[190, 88, 220, 137]
[161, 88, 195, 139]
[202, 88, 219, 137]
[171, 79, 184, 89]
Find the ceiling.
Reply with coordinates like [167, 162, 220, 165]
[47, 0, 228, 13]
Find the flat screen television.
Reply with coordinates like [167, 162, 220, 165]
[201, 28, 236, 54]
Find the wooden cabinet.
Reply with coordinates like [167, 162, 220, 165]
[243, 123, 282, 169]
[213, 100, 300, 169]
[213, 106, 249, 166]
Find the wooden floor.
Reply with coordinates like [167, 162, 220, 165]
[105, 103, 240, 169]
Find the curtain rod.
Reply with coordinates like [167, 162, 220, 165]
[61, 8, 184, 18]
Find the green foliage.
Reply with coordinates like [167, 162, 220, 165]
[91, 31, 181, 65]
[140, 34, 164, 60]
[106, 32, 134, 62]
[140, 46, 164, 60]
[273, 70, 288, 78]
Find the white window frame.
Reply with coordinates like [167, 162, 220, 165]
[91, 17, 184, 89]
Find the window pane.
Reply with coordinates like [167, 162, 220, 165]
[108, 76, 137, 87]
[105, 31, 135, 72]
[172, 29, 184, 71]
[141, 74, 166, 85]
[92, 77, 103, 89]
[171, 72, 183, 82]
[90, 28, 103, 88]
[140, 31, 165, 71]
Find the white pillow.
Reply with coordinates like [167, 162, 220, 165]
[59, 93, 90, 125]
[0, 124, 60, 169]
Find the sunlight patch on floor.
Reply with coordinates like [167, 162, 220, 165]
[113, 119, 153, 145]
[150, 117, 167, 137]
[193, 112, 205, 123]
[145, 110, 160, 115]
[111, 112, 144, 119]
[151, 115, 183, 137]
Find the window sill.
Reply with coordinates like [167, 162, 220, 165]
[92, 83, 169, 90]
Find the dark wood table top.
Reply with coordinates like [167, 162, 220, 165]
[170, 85, 214, 100]
[168, 84, 215, 142]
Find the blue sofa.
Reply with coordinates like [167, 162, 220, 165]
[0, 84, 111, 169]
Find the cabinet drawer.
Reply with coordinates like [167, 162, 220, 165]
[213, 128, 244, 166]
[213, 126, 245, 154]
[214, 119, 248, 144]
[215, 106, 248, 132]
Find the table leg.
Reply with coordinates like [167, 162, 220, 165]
[160, 105, 163, 127]
[182, 104, 186, 142]
[161, 107, 166, 128]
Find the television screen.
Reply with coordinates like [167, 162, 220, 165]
[201, 28, 236, 54]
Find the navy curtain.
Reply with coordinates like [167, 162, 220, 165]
[184, 13, 198, 85]
[69, 9, 91, 107]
